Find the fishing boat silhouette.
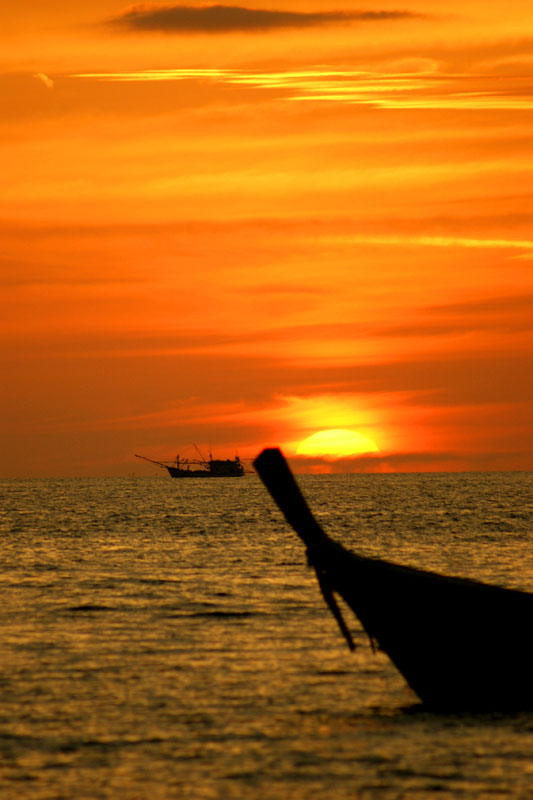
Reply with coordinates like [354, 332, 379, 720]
[254, 447, 533, 711]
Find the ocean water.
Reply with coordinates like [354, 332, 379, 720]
[0, 471, 532, 799]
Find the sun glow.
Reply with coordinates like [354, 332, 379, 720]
[296, 429, 379, 459]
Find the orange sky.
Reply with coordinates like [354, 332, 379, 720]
[1, 1, 532, 476]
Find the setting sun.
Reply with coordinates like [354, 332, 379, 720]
[296, 429, 379, 459]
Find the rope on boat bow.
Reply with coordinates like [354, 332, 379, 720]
[312, 562, 356, 652]
[254, 447, 357, 652]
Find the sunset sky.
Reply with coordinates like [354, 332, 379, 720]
[2, 0, 533, 476]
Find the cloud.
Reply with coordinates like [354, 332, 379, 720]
[110, 4, 423, 33]
[34, 73, 54, 89]
[288, 448, 533, 473]
[375, 293, 533, 339]
[289, 451, 466, 473]
[429, 293, 533, 317]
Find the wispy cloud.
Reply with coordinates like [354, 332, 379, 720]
[70, 65, 533, 111]
[34, 72, 54, 89]
[109, 4, 424, 33]
[290, 450, 467, 473]
[310, 233, 533, 253]
[289, 448, 533, 473]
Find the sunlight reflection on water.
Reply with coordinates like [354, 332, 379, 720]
[0, 472, 532, 798]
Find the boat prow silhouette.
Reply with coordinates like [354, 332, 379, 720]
[254, 447, 533, 711]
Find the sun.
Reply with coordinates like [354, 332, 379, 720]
[296, 428, 379, 459]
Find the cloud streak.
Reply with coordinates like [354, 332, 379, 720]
[34, 73, 54, 89]
[288, 448, 533, 473]
[110, 4, 423, 33]
[69, 64, 533, 112]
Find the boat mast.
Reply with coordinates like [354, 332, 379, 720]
[193, 443, 209, 464]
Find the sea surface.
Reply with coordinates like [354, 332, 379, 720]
[0, 471, 532, 799]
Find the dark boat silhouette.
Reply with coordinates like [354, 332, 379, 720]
[135, 450, 244, 478]
[254, 447, 533, 711]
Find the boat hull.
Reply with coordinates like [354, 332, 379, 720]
[254, 447, 533, 711]
[317, 539, 533, 710]
[166, 460, 244, 478]
[166, 467, 212, 477]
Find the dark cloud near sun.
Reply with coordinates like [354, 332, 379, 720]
[109, 4, 424, 34]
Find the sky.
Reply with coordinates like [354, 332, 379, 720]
[1, 0, 533, 476]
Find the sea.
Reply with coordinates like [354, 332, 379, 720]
[0, 471, 532, 799]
